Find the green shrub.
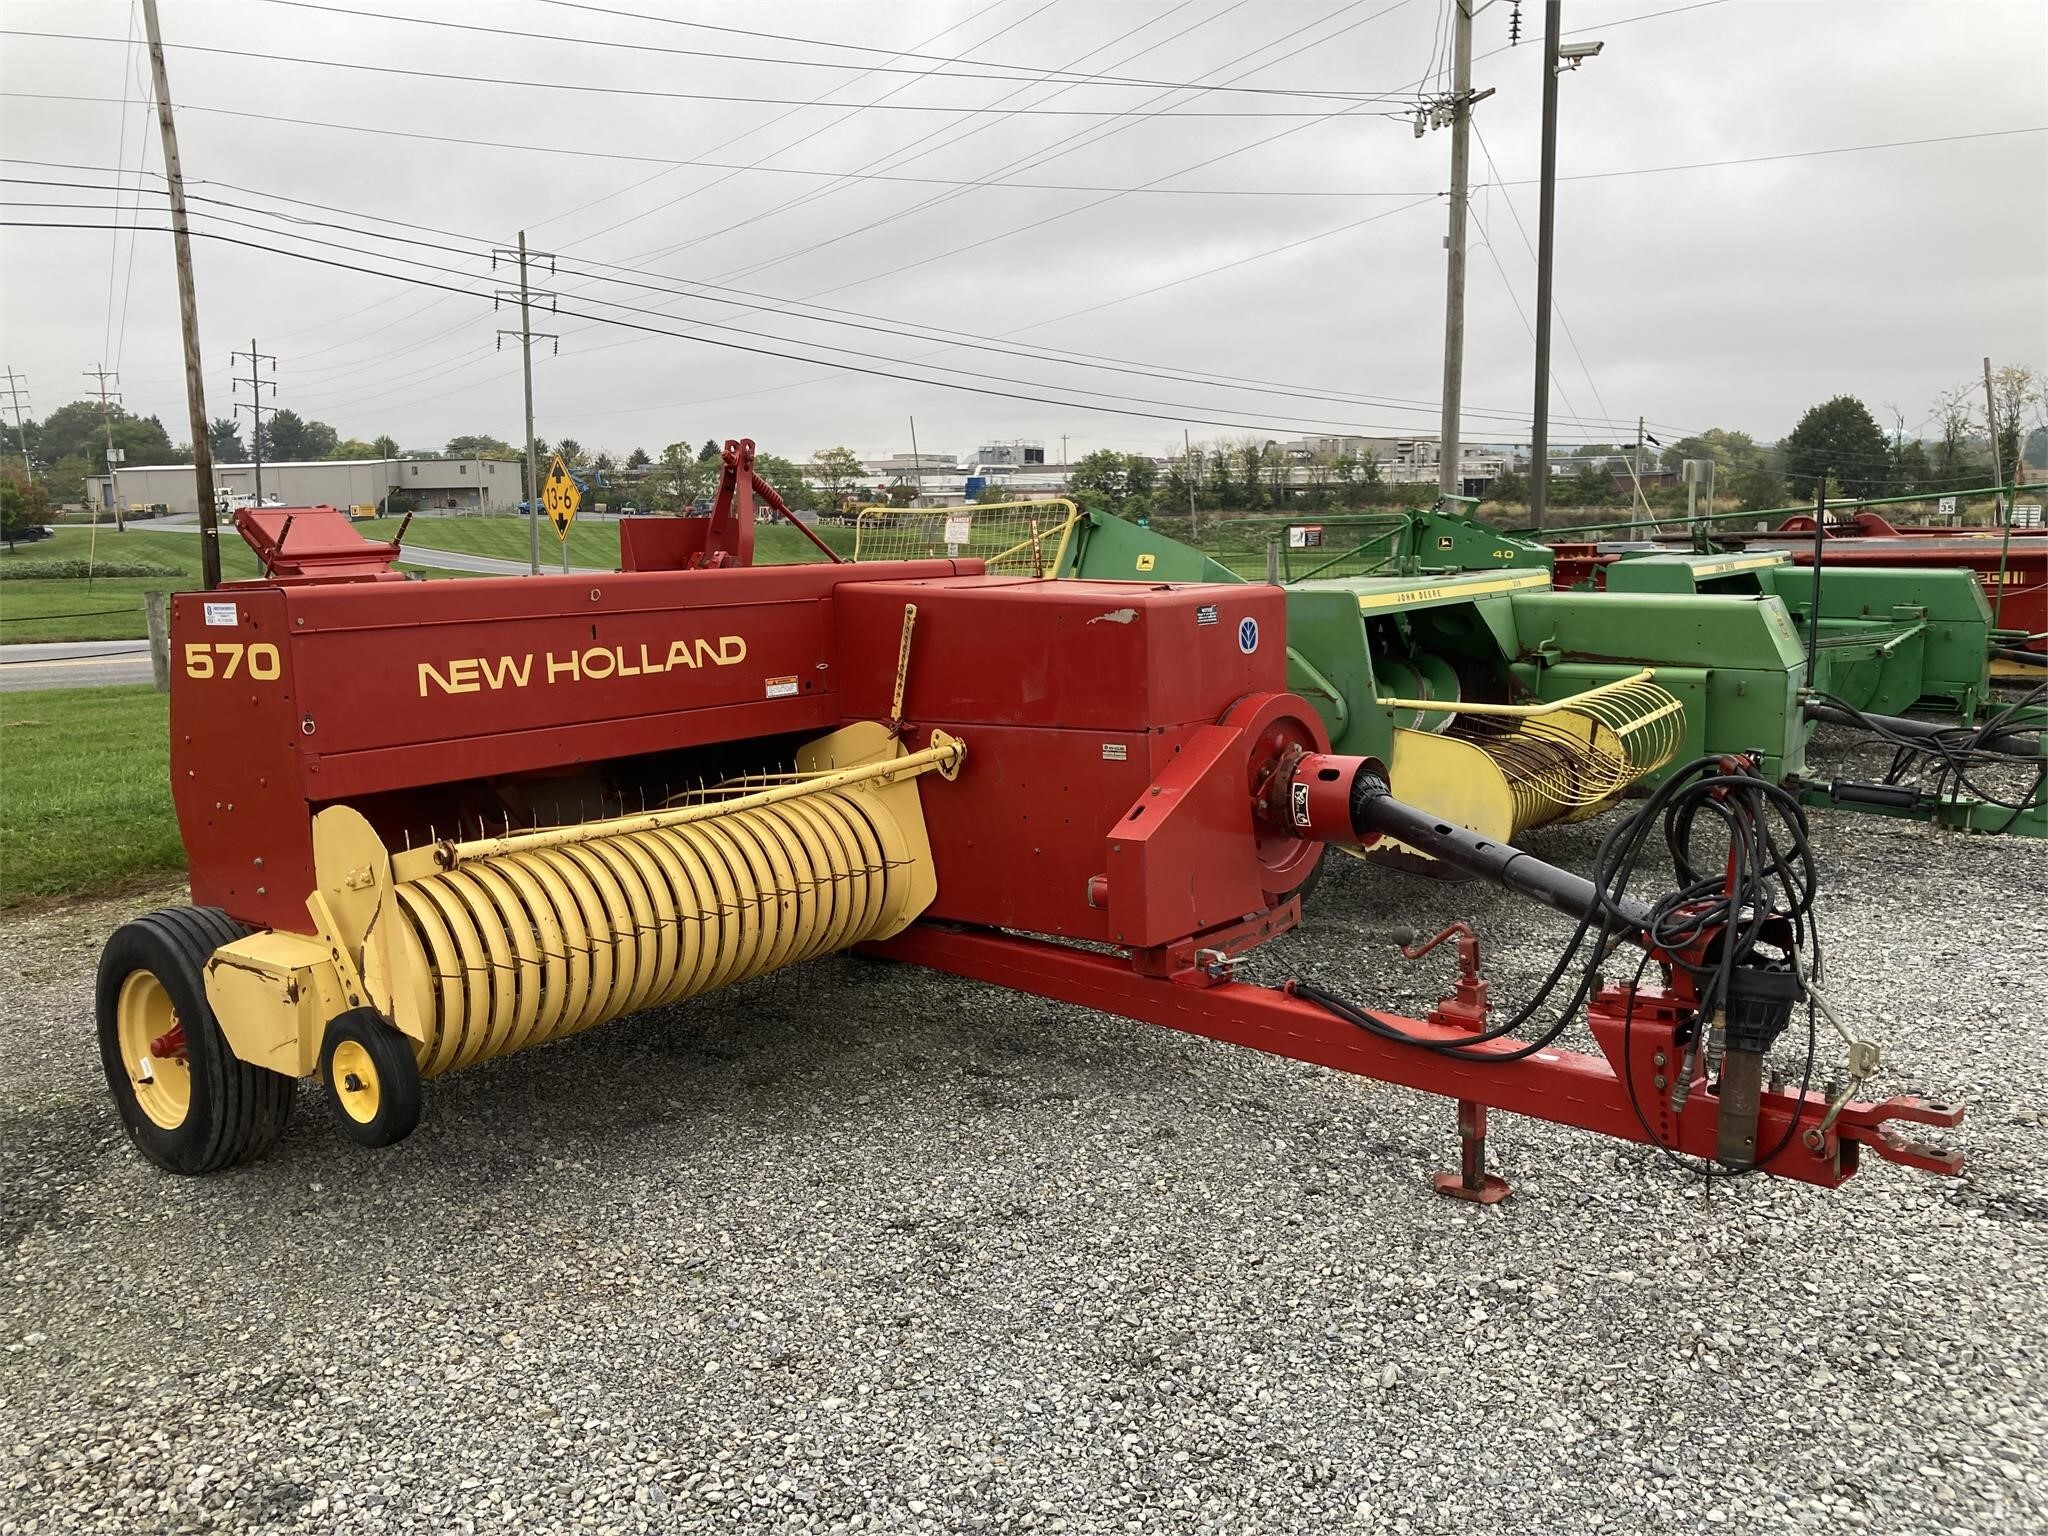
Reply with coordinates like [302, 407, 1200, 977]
[0, 557, 180, 580]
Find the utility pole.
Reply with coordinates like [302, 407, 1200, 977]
[1436, 0, 1478, 503]
[232, 339, 276, 506]
[0, 368, 29, 481]
[86, 364, 125, 532]
[142, 0, 219, 587]
[494, 232, 556, 576]
[1184, 427, 1199, 536]
[1529, 0, 1562, 530]
[1982, 356, 2007, 519]
[0, 368, 30, 479]
[909, 415, 924, 506]
[1632, 414, 1647, 524]
[1984, 355, 2012, 631]
[1060, 433, 1068, 468]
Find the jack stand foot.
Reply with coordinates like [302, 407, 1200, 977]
[1432, 1099, 1510, 1204]
[1432, 1169, 1512, 1204]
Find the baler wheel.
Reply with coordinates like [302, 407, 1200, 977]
[319, 1009, 422, 1149]
[95, 907, 296, 1174]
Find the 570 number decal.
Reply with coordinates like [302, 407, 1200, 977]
[183, 642, 281, 680]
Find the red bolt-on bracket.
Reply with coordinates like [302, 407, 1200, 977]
[1394, 924, 1512, 1204]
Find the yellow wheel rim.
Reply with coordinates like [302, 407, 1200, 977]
[116, 971, 190, 1130]
[330, 1039, 383, 1124]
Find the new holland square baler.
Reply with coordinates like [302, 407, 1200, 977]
[99, 442, 1961, 1203]
[1035, 507, 2043, 839]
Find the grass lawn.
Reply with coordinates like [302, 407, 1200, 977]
[1, 528, 263, 644]
[0, 684, 183, 906]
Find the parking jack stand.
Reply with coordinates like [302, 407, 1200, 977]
[1433, 1099, 1511, 1203]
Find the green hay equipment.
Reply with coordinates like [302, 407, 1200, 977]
[1039, 507, 2042, 841]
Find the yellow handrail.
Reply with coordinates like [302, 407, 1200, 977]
[850, 499, 1080, 575]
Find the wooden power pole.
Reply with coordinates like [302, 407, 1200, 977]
[86, 364, 124, 531]
[1436, 0, 1476, 503]
[494, 232, 557, 575]
[142, 0, 220, 588]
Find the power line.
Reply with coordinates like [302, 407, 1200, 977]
[666, 0, 1273, 282]
[0, 367, 32, 478]
[230, 340, 277, 501]
[0, 134, 1438, 200]
[99, 2, 142, 372]
[701, 0, 1415, 289]
[0, 30, 1425, 117]
[1471, 120, 1608, 437]
[255, 0, 1412, 101]
[546, 1, 1426, 374]
[4, 201, 1477, 435]
[107, 6, 1422, 418]
[1466, 199, 1589, 431]
[7, 217, 1664, 442]
[536, 0, 1426, 100]
[0, 171, 1678, 434]
[24, 91, 2031, 198]
[566, 0, 1091, 266]
[532, 0, 1025, 247]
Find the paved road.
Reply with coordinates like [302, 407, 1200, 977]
[4, 524, 595, 692]
[0, 639, 155, 693]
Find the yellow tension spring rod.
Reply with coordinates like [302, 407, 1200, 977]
[406, 733, 965, 877]
[1376, 667, 1657, 717]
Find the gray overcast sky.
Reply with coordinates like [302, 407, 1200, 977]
[1, 0, 2042, 465]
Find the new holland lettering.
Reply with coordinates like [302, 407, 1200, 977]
[418, 635, 748, 696]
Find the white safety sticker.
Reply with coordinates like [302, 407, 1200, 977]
[764, 675, 799, 699]
[203, 601, 237, 627]
[1101, 743, 1128, 762]
[1196, 604, 1219, 626]
[1292, 782, 1311, 828]
[1238, 616, 1259, 654]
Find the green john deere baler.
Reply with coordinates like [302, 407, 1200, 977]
[1042, 508, 2042, 841]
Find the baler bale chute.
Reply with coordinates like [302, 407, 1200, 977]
[99, 441, 1961, 1200]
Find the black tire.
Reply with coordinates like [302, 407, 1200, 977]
[96, 907, 296, 1175]
[319, 1008, 422, 1149]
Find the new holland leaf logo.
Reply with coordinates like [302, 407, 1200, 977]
[541, 455, 581, 540]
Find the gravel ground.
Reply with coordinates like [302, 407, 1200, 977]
[3, 727, 2044, 1536]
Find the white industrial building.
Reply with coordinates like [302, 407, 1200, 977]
[1264, 436, 1508, 490]
[87, 456, 524, 516]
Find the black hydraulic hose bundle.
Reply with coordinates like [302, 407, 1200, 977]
[1295, 757, 1824, 1176]
[1810, 683, 2047, 834]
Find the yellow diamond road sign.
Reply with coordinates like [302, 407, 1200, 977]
[541, 454, 581, 541]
